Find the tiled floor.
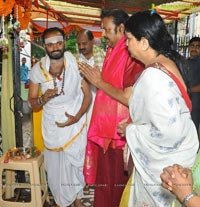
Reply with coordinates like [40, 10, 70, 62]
[81, 185, 94, 207]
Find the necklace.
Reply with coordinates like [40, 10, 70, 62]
[49, 68, 65, 97]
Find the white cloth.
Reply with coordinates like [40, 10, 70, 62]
[126, 67, 199, 207]
[78, 53, 95, 67]
[29, 52, 87, 207]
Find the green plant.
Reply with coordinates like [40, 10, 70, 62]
[66, 38, 77, 54]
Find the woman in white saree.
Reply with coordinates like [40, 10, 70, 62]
[118, 10, 199, 207]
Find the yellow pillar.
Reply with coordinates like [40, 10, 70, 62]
[33, 109, 44, 151]
[1, 19, 15, 153]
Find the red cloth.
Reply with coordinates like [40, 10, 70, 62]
[83, 36, 144, 185]
[162, 68, 192, 112]
[93, 148, 128, 207]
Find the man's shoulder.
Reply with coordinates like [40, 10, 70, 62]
[194, 55, 200, 62]
[187, 56, 200, 71]
[73, 52, 83, 59]
[64, 51, 77, 61]
[188, 55, 200, 63]
[73, 53, 79, 59]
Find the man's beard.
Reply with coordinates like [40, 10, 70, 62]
[47, 49, 65, 60]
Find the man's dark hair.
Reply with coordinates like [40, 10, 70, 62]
[189, 37, 200, 45]
[100, 9, 129, 28]
[41, 27, 65, 44]
[77, 29, 94, 41]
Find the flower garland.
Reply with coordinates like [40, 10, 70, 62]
[0, 0, 15, 16]
[15, 0, 32, 9]
[7, 5, 21, 34]
[17, 30, 29, 52]
[15, 5, 31, 30]
[0, 0, 32, 52]
[6, 5, 29, 52]
[0, 15, 9, 52]
[0, 0, 32, 30]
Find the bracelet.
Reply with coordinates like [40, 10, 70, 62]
[182, 192, 197, 207]
[37, 96, 45, 105]
[37, 97, 42, 105]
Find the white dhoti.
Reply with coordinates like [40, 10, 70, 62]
[44, 129, 86, 206]
[29, 52, 88, 207]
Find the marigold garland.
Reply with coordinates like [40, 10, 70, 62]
[19, 10, 31, 30]
[15, 0, 32, 9]
[0, 0, 15, 16]
[0, 0, 32, 30]
[14, 5, 31, 30]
